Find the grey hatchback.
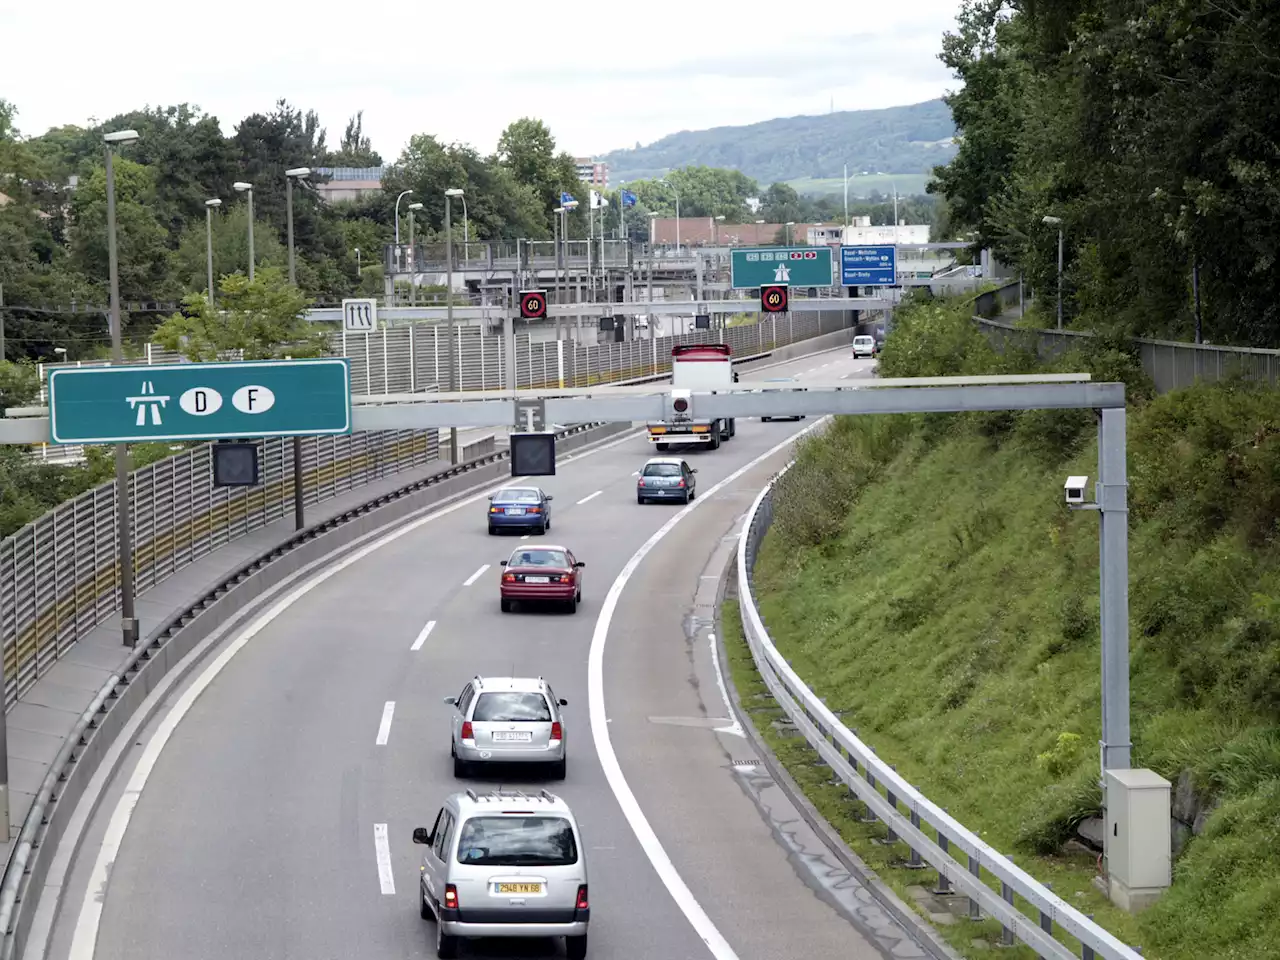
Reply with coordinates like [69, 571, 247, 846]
[636, 457, 697, 504]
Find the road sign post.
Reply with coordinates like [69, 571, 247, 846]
[342, 298, 377, 333]
[47, 359, 352, 444]
[840, 245, 898, 286]
[730, 247, 833, 289]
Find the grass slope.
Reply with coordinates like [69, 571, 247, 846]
[744, 295, 1280, 960]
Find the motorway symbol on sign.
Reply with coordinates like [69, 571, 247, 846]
[342, 298, 377, 332]
[840, 245, 897, 286]
[730, 247, 834, 289]
[514, 398, 546, 432]
[760, 284, 789, 313]
[47, 359, 352, 444]
[519, 289, 548, 320]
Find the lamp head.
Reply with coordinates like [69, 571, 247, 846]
[103, 129, 139, 145]
[445, 188, 464, 197]
[408, 202, 423, 211]
[205, 198, 222, 208]
[233, 182, 252, 192]
[285, 167, 311, 178]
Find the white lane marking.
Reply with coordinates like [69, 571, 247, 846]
[587, 414, 830, 960]
[707, 633, 745, 738]
[376, 701, 396, 745]
[374, 823, 396, 894]
[576, 490, 603, 505]
[463, 564, 490, 586]
[411, 619, 436, 651]
[520, 534, 531, 540]
[65, 424, 655, 960]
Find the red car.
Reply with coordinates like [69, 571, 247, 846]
[499, 545, 586, 614]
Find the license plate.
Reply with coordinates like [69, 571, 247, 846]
[506, 507, 525, 515]
[525, 576, 549, 583]
[494, 731, 532, 741]
[497, 882, 542, 894]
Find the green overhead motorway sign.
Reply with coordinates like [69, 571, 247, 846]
[730, 246, 834, 290]
[47, 358, 352, 444]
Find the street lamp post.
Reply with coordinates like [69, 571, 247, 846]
[660, 178, 680, 250]
[445, 187, 464, 464]
[285, 167, 311, 286]
[1043, 216, 1064, 329]
[233, 182, 254, 280]
[407, 202, 423, 306]
[204, 198, 221, 306]
[786, 221, 796, 245]
[394, 189, 414, 245]
[104, 129, 141, 654]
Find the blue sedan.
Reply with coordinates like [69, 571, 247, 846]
[487, 486, 553, 535]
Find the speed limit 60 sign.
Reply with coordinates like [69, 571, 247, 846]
[342, 298, 377, 333]
[760, 284, 789, 313]
[519, 289, 548, 320]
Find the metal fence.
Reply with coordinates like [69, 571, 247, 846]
[1, 428, 439, 710]
[972, 279, 1280, 394]
[738, 461, 1142, 960]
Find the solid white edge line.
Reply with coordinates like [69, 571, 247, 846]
[462, 563, 490, 586]
[374, 823, 396, 895]
[587, 414, 832, 960]
[576, 490, 603, 505]
[411, 619, 436, 651]
[64, 347, 855, 958]
[376, 701, 396, 745]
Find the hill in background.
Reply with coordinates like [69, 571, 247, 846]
[599, 99, 957, 196]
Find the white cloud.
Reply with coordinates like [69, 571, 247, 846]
[0, 0, 963, 161]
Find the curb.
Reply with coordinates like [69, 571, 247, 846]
[714, 557, 964, 960]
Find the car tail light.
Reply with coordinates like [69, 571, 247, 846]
[576, 884, 588, 909]
[550, 721, 563, 741]
[677, 478, 686, 487]
[527, 506, 540, 513]
[502, 573, 516, 582]
[638, 478, 646, 486]
[445, 884, 458, 909]
[461, 721, 473, 740]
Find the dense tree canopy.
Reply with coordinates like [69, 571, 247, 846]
[930, 0, 1280, 346]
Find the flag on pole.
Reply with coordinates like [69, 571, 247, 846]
[621, 189, 637, 208]
[590, 190, 602, 209]
[560, 191, 576, 206]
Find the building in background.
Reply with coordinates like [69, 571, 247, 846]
[575, 158, 609, 188]
[648, 219, 836, 246]
[314, 167, 385, 204]
[841, 218, 931, 245]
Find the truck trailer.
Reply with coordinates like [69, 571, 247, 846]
[646, 343, 737, 450]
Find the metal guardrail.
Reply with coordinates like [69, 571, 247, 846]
[0, 421, 608, 960]
[737, 460, 1143, 960]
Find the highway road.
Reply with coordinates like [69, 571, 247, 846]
[42, 346, 927, 960]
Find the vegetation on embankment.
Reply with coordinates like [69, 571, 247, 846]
[745, 294, 1280, 960]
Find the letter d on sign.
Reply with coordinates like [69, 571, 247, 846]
[232, 385, 276, 414]
[179, 387, 223, 416]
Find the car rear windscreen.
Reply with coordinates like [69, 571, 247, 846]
[643, 463, 681, 477]
[510, 550, 568, 567]
[496, 489, 540, 503]
[473, 692, 552, 722]
[455, 816, 578, 866]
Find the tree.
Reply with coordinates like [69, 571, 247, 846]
[152, 266, 328, 361]
[327, 112, 383, 168]
[68, 158, 173, 302]
[169, 204, 287, 294]
[495, 118, 586, 229]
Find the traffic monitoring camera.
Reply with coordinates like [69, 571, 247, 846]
[760, 284, 789, 313]
[665, 388, 693, 421]
[1064, 475, 1089, 505]
[519, 290, 548, 321]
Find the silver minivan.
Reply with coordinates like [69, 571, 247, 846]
[447, 676, 568, 779]
[413, 789, 590, 959]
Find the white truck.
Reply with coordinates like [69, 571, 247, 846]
[646, 343, 738, 450]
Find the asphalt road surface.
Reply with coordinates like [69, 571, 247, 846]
[45, 347, 926, 960]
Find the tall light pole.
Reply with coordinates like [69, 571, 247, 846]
[843, 163, 849, 228]
[407, 201, 423, 306]
[445, 187, 464, 464]
[394, 189, 414, 245]
[458, 194, 469, 248]
[284, 167, 311, 532]
[786, 221, 796, 245]
[285, 167, 311, 286]
[660, 178, 680, 249]
[712, 214, 725, 246]
[105, 128, 140, 649]
[1043, 215, 1064, 329]
[204, 198, 221, 307]
[233, 182, 254, 279]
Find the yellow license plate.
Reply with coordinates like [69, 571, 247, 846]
[498, 882, 542, 894]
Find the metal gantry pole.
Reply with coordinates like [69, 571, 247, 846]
[1056, 229, 1064, 330]
[247, 188, 255, 281]
[206, 205, 216, 306]
[105, 141, 138, 649]
[1098, 405, 1132, 780]
[286, 178, 296, 285]
[446, 194, 459, 464]
[283, 178, 306, 531]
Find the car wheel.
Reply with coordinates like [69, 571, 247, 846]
[655, 442, 668, 451]
[551, 757, 567, 780]
[682, 492, 691, 505]
[488, 524, 496, 535]
[545, 516, 551, 530]
[566, 933, 588, 960]
[566, 597, 578, 614]
[436, 921, 460, 959]
[500, 598, 512, 613]
[537, 521, 547, 535]
[637, 494, 645, 504]
[453, 755, 469, 778]
[762, 416, 771, 423]
[420, 889, 432, 920]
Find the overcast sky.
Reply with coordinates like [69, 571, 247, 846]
[0, 0, 963, 160]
